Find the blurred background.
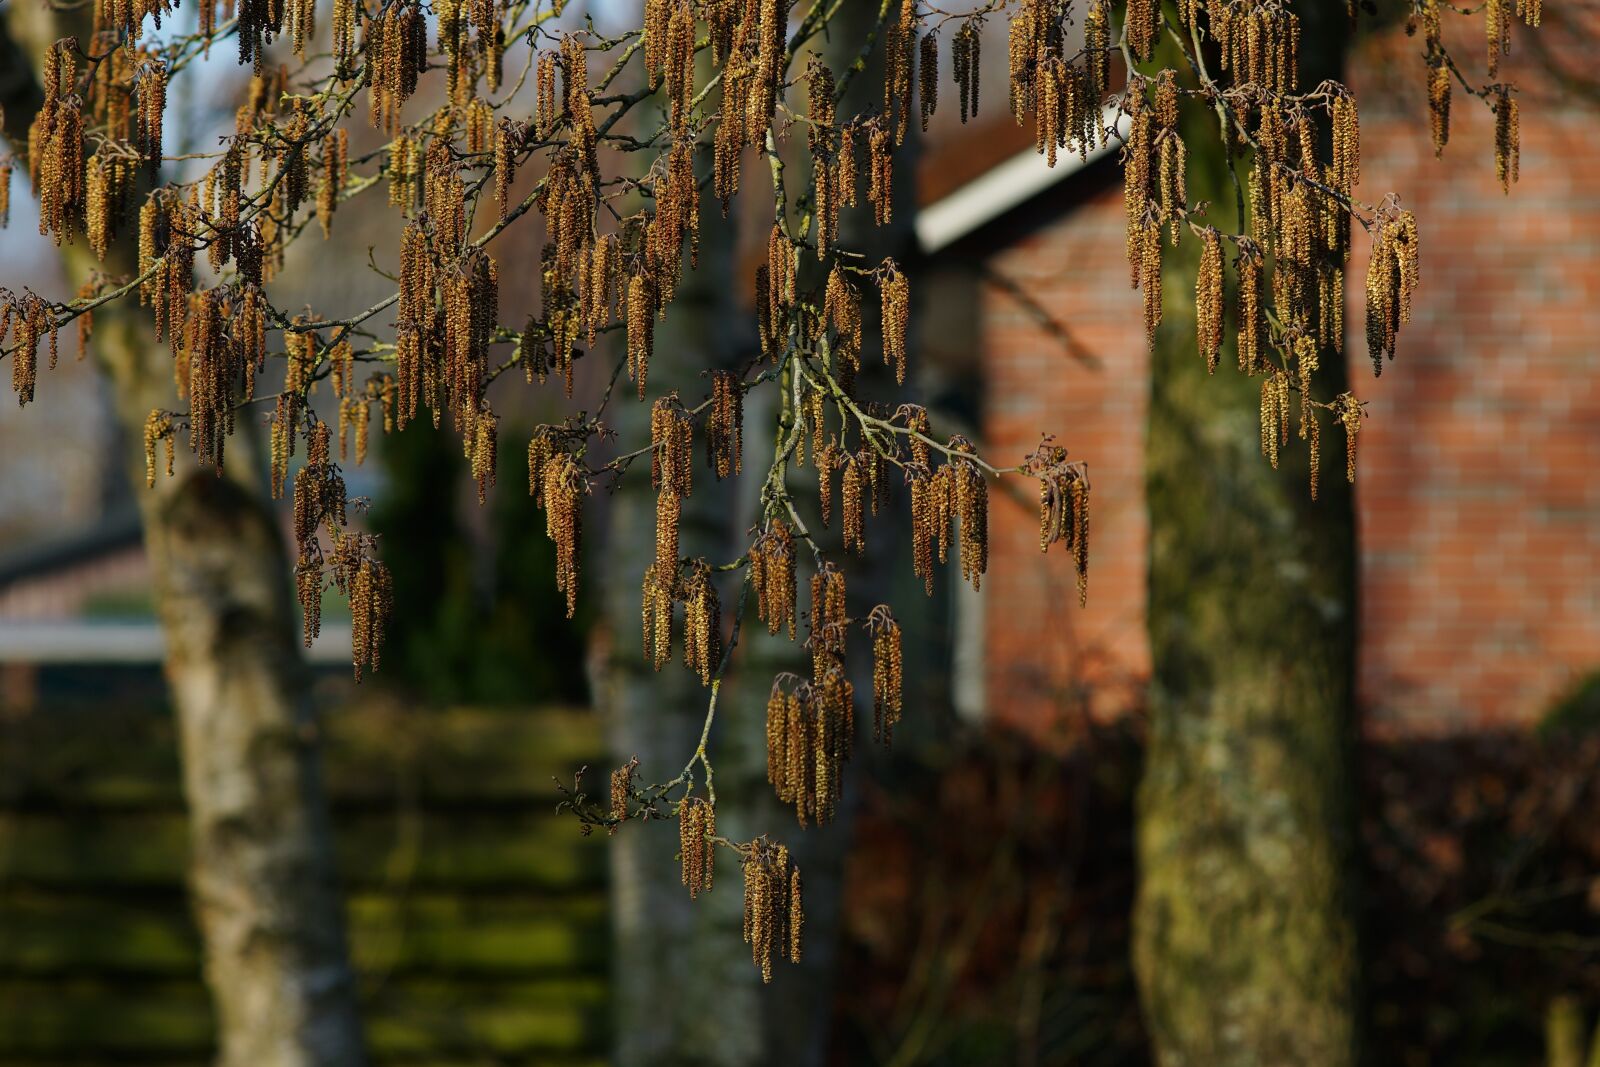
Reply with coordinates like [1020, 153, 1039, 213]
[1, 0, 1598, 1064]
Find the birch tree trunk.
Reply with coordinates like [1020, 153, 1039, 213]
[1133, 15, 1361, 1067]
[601, 127, 767, 1064]
[604, 6, 909, 1060]
[2, 14, 367, 1067]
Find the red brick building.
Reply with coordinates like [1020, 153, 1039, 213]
[919, 22, 1600, 737]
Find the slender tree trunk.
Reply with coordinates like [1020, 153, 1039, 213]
[2, 14, 367, 1067]
[604, 7, 910, 1059]
[1133, 16, 1361, 1067]
[601, 123, 767, 1063]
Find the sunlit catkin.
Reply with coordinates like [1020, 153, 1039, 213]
[885, 0, 915, 144]
[683, 561, 721, 685]
[609, 757, 637, 829]
[543, 453, 586, 617]
[808, 60, 837, 259]
[1336, 392, 1364, 483]
[1196, 229, 1225, 373]
[867, 122, 894, 227]
[953, 451, 988, 591]
[679, 798, 714, 899]
[867, 605, 903, 744]
[750, 520, 797, 639]
[1427, 64, 1451, 157]
[880, 262, 909, 385]
[707, 371, 743, 479]
[651, 393, 694, 499]
[627, 273, 656, 398]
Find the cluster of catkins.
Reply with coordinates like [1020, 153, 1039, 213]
[741, 839, 803, 984]
[4, 0, 1540, 989]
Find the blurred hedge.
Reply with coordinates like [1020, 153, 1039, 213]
[0, 700, 609, 1067]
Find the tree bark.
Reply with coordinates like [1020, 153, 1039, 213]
[604, 8, 909, 1059]
[2, 13, 367, 1067]
[1133, 16, 1361, 1067]
[601, 125, 768, 1064]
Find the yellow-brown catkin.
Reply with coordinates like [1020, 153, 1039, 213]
[333, 0, 358, 71]
[841, 452, 865, 554]
[389, 136, 420, 209]
[1137, 218, 1163, 345]
[318, 128, 349, 239]
[868, 605, 903, 744]
[1125, 93, 1155, 286]
[136, 61, 167, 171]
[644, 0, 670, 88]
[609, 757, 637, 830]
[740, 840, 800, 981]
[1260, 368, 1289, 468]
[0, 161, 12, 228]
[561, 35, 598, 177]
[651, 393, 694, 499]
[707, 370, 743, 479]
[808, 60, 837, 259]
[1295, 334, 1319, 444]
[755, 267, 776, 360]
[837, 122, 859, 209]
[1364, 209, 1419, 375]
[664, 0, 696, 132]
[787, 864, 803, 965]
[143, 410, 175, 486]
[750, 520, 797, 639]
[543, 453, 585, 617]
[908, 472, 935, 595]
[297, 554, 323, 648]
[470, 410, 497, 505]
[655, 487, 682, 582]
[1336, 392, 1363, 483]
[642, 561, 674, 671]
[1487, 0, 1510, 77]
[1331, 92, 1360, 198]
[885, 0, 915, 144]
[1196, 229, 1225, 373]
[953, 452, 988, 591]
[349, 556, 393, 682]
[815, 440, 838, 528]
[679, 798, 715, 899]
[536, 49, 559, 137]
[880, 263, 909, 385]
[1309, 402, 1322, 500]
[1427, 64, 1451, 157]
[683, 562, 721, 686]
[804, 387, 825, 469]
[1237, 246, 1264, 372]
[627, 273, 656, 398]
[867, 121, 894, 227]
[1494, 89, 1519, 193]
[824, 265, 862, 389]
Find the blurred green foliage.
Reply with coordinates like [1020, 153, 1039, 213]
[370, 421, 589, 706]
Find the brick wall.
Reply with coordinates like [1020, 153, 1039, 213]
[975, 178, 1150, 736]
[1348, 22, 1600, 733]
[972, 24, 1600, 736]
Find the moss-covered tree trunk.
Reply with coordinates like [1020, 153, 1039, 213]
[1133, 13, 1361, 1066]
[2, 14, 366, 1067]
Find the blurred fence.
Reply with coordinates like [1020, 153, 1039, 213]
[0, 699, 610, 1066]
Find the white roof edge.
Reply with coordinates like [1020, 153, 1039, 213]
[0, 620, 357, 665]
[916, 104, 1129, 256]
